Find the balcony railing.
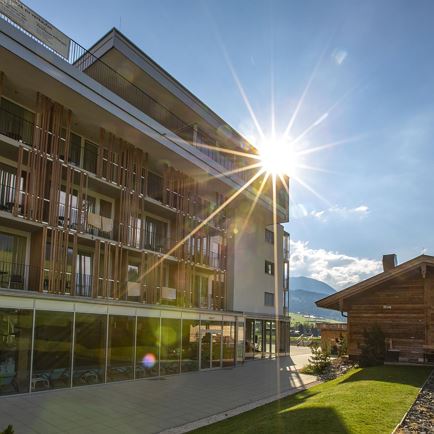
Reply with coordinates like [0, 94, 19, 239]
[0, 260, 30, 290]
[0, 12, 252, 180]
[0, 107, 34, 146]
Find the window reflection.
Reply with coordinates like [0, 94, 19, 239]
[73, 313, 106, 386]
[181, 319, 199, 372]
[160, 318, 180, 375]
[222, 322, 235, 367]
[136, 317, 160, 378]
[32, 310, 73, 390]
[107, 315, 135, 382]
[0, 308, 32, 395]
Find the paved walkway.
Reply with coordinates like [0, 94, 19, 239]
[0, 348, 315, 434]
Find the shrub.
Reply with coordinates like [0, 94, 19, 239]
[359, 324, 385, 367]
[1, 425, 14, 434]
[301, 344, 332, 375]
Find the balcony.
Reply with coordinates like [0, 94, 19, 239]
[0, 107, 34, 146]
[0, 260, 29, 290]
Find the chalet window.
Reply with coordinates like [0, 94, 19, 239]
[264, 292, 274, 306]
[265, 260, 274, 275]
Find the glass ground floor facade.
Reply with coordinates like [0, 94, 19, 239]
[0, 295, 289, 396]
[245, 318, 290, 359]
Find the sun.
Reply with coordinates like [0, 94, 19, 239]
[257, 135, 297, 177]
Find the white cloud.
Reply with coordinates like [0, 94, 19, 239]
[290, 239, 382, 290]
[309, 204, 370, 221]
[291, 204, 370, 221]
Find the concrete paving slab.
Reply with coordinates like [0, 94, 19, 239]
[0, 349, 316, 434]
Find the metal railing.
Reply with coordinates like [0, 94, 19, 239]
[0, 260, 30, 290]
[0, 12, 252, 179]
[0, 107, 34, 145]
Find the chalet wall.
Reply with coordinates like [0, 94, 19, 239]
[346, 270, 432, 362]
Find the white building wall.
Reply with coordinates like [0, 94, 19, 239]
[227, 204, 285, 316]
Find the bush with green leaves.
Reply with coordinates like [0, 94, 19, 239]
[359, 324, 386, 367]
[301, 344, 332, 375]
[1, 425, 14, 434]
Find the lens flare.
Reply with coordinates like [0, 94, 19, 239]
[142, 353, 156, 369]
[257, 136, 297, 177]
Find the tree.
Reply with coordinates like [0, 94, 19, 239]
[359, 324, 385, 367]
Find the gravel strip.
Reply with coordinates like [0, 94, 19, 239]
[395, 369, 434, 434]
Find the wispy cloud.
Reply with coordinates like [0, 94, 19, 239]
[290, 239, 382, 290]
[291, 204, 370, 221]
[310, 204, 370, 221]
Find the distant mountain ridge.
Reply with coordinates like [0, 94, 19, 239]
[290, 276, 336, 296]
[288, 276, 343, 322]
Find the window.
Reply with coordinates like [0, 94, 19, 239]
[264, 292, 274, 306]
[32, 310, 73, 390]
[107, 315, 135, 382]
[265, 229, 274, 244]
[73, 313, 106, 386]
[283, 261, 289, 289]
[0, 308, 33, 395]
[0, 231, 27, 290]
[68, 133, 82, 166]
[136, 317, 160, 378]
[181, 319, 200, 372]
[265, 260, 274, 275]
[160, 318, 181, 375]
[83, 140, 98, 173]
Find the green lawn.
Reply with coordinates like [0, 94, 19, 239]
[194, 366, 432, 434]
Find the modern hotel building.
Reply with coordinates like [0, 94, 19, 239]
[0, 3, 290, 396]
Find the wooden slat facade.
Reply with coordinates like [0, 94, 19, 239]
[0, 78, 228, 311]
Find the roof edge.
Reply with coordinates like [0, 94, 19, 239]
[315, 254, 434, 311]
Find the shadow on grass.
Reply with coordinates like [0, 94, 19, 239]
[193, 405, 350, 434]
[339, 365, 432, 387]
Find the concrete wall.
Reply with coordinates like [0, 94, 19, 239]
[227, 202, 284, 316]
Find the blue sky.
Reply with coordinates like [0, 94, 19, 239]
[26, 0, 434, 289]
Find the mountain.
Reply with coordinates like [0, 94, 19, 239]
[290, 276, 336, 296]
[288, 276, 344, 322]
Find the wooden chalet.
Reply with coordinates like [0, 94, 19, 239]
[316, 254, 434, 364]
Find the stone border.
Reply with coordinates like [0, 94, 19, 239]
[159, 379, 321, 434]
[392, 369, 434, 434]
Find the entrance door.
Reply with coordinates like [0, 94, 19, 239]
[200, 322, 222, 369]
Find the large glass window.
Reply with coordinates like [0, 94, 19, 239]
[245, 319, 254, 360]
[236, 321, 245, 364]
[32, 311, 73, 391]
[222, 322, 235, 367]
[0, 308, 33, 395]
[107, 315, 135, 382]
[136, 317, 160, 378]
[160, 318, 181, 375]
[181, 319, 199, 372]
[254, 320, 263, 359]
[73, 313, 106, 386]
[0, 231, 27, 290]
